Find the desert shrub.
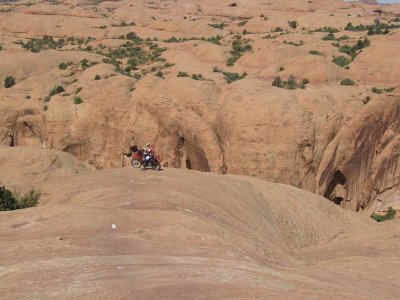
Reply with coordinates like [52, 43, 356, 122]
[273, 27, 284, 32]
[345, 20, 400, 35]
[26, 95, 31, 99]
[272, 75, 308, 89]
[371, 207, 397, 222]
[208, 23, 227, 30]
[177, 71, 189, 77]
[155, 70, 164, 78]
[0, 186, 40, 211]
[226, 36, 252, 66]
[4, 76, 16, 88]
[340, 78, 355, 86]
[0, 45, 2, 50]
[284, 40, 304, 47]
[95, 74, 101, 80]
[339, 38, 370, 58]
[223, 72, 247, 84]
[58, 62, 68, 70]
[332, 55, 352, 67]
[80, 58, 89, 68]
[238, 20, 248, 27]
[191, 74, 205, 80]
[311, 27, 339, 33]
[309, 50, 324, 56]
[322, 33, 336, 41]
[288, 20, 298, 29]
[279, 66, 285, 72]
[75, 87, 83, 94]
[18, 189, 41, 209]
[272, 76, 282, 87]
[372, 87, 382, 94]
[74, 96, 83, 104]
[363, 96, 371, 104]
[0, 186, 19, 211]
[213, 66, 222, 73]
[49, 85, 65, 97]
[372, 87, 396, 94]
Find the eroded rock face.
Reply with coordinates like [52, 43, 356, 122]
[316, 98, 400, 212]
[1, 0, 400, 212]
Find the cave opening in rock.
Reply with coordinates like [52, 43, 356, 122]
[186, 159, 192, 169]
[323, 170, 347, 205]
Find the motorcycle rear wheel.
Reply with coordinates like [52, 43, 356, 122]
[131, 159, 142, 168]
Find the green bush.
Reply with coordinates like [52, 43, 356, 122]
[177, 71, 189, 77]
[95, 74, 101, 80]
[0, 186, 40, 211]
[371, 207, 397, 222]
[4, 76, 16, 88]
[322, 33, 336, 41]
[74, 96, 83, 104]
[208, 23, 227, 30]
[309, 50, 324, 56]
[155, 70, 164, 78]
[272, 75, 308, 89]
[340, 78, 355, 86]
[332, 55, 352, 67]
[59, 62, 68, 70]
[49, 86, 65, 97]
[0, 186, 19, 211]
[223, 72, 247, 84]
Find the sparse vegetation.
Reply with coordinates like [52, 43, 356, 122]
[288, 20, 298, 29]
[58, 62, 68, 70]
[371, 207, 397, 222]
[163, 35, 222, 45]
[339, 38, 370, 58]
[310, 27, 339, 34]
[4, 76, 16, 88]
[340, 78, 355, 86]
[0, 186, 40, 211]
[95, 74, 101, 80]
[74, 96, 83, 105]
[208, 23, 227, 30]
[322, 33, 336, 41]
[345, 19, 399, 35]
[49, 86, 65, 97]
[309, 50, 325, 56]
[177, 71, 189, 77]
[227, 36, 252, 66]
[283, 40, 304, 47]
[238, 20, 248, 27]
[363, 96, 371, 104]
[155, 70, 164, 78]
[223, 72, 247, 84]
[372, 87, 396, 94]
[191, 74, 205, 80]
[272, 75, 309, 89]
[332, 55, 352, 67]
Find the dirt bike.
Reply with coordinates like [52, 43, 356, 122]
[129, 148, 162, 171]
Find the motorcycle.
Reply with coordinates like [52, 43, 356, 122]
[129, 148, 162, 171]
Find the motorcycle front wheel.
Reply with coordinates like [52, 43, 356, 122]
[152, 161, 161, 171]
[131, 159, 142, 168]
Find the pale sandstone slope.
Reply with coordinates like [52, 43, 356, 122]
[0, 166, 399, 299]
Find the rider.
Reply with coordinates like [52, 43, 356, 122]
[142, 143, 155, 170]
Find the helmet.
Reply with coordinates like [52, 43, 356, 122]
[146, 143, 151, 147]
